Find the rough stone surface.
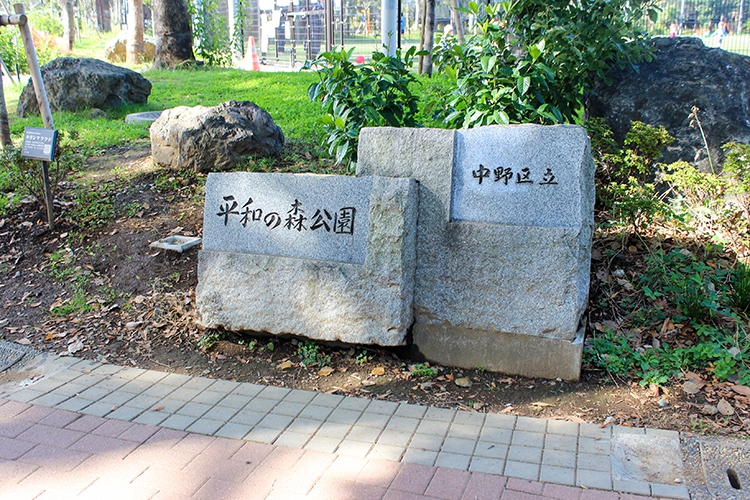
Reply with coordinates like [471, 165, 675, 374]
[357, 125, 594, 380]
[17, 57, 152, 117]
[150, 100, 284, 172]
[587, 37, 750, 170]
[103, 31, 157, 63]
[196, 173, 417, 346]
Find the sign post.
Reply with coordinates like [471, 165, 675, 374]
[21, 127, 58, 230]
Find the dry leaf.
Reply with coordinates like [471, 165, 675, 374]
[530, 402, 552, 408]
[731, 385, 750, 397]
[318, 366, 335, 377]
[455, 377, 472, 388]
[567, 416, 586, 424]
[152, 405, 165, 411]
[682, 381, 703, 395]
[371, 366, 385, 376]
[276, 360, 294, 370]
[717, 399, 734, 416]
[16, 338, 31, 345]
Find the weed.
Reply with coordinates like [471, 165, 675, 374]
[51, 276, 92, 317]
[411, 362, 438, 378]
[198, 330, 225, 350]
[298, 341, 331, 366]
[730, 262, 750, 313]
[355, 349, 373, 365]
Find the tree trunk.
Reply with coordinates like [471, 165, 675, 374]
[152, 0, 195, 68]
[96, 0, 112, 31]
[0, 71, 12, 147]
[127, 0, 145, 64]
[418, 0, 434, 75]
[61, 0, 76, 52]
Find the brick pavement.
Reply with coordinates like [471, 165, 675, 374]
[0, 353, 691, 499]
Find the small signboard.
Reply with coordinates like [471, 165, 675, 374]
[21, 127, 58, 162]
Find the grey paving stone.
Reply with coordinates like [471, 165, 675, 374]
[280, 389, 316, 405]
[99, 391, 136, 406]
[30, 393, 70, 407]
[469, 456, 505, 474]
[576, 468, 612, 490]
[473, 441, 507, 459]
[366, 400, 399, 415]
[191, 390, 227, 405]
[91, 378, 129, 392]
[79, 401, 116, 418]
[409, 433, 444, 452]
[515, 416, 547, 433]
[416, 419, 450, 436]
[544, 433, 578, 451]
[152, 398, 185, 413]
[69, 359, 102, 372]
[479, 427, 512, 444]
[286, 418, 323, 435]
[546, 419, 579, 436]
[327, 408, 363, 424]
[577, 452, 611, 472]
[402, 448, 438, 466]
[613, 479, 650, 495]
[91, 364, 123, 376]
[510, 430, 545, 448]
[134, 370, 169, 384]
[612, 425, 645, 435]
[159, 373, 192, 387]
[55, 396, 94, 412]
[424, 407, 456, 422]
[310, 393, 344, 407]
[484, 413, 516, 429]
[435, 452, 471, 470]
[542, 449, 576, 467]
[166, 387, 203, 402]
[5, 389, 45, 403]
[578, 436, 610, 455]
[337, 397, 370, 412]
[386, 416, 420, 433]
[650, 482, 690, 499]
[71, 373, 106, 387]
[540, 465, 576, 486]
[317, 421, 351, 439]
[107, 405, 144, 421]
[442, 436, 477, 455]
[231, 383, 264, 397]
[246, 397, 279, 413]
[335, 439, 372, 458]
[214, 422, 252, 440]
[274, 430, 313, 448]
[133, 410, 169, 426]
[448, 423, 481, 440]
[355, 411, 390, 428]
[453, 411, 485, 426]
[207, 379, 241, 393]
[245, 426, 282, 444]
[202, 405, 238, 422]
[50, 382, 90, 397]
[49, 370, 83, 383]
[181, 377, 217, 391]
[377, 429, 412, 447]
[176, 402, 212, 418]
[187, 418, 224, 435]
[161, 414, 198, 431]
[257, 413, 293, 430]
[645, 428, 680, 439]
[271, 401, 306, 417]
[395, 404, 427, 419]
[118, 380, 154, 395]
[25, 378, 66, 394]
[112, 367, 147, 380]
[219, 393, 252, 409]
[230, 409, 267, 426]
[127, 394, 162, 410]
[258, 385, 291, 401]
[579, 423, 611, 439]
[367, 443, 404, 461]
[297, 404, 333, 421]
[305, 434, 342, 453]
[504, 460, 540, 481]
[508, 445, 543, 464]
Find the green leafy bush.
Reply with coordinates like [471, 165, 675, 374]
[304, 46, 424, 168]
[187, 0, 232, 66]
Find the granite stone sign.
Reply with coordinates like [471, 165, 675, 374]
[357, 124, 594, 381]
[196, 172, 417, 346]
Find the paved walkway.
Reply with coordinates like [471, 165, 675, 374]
[0, 351, 694, 499]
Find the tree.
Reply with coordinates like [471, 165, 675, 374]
[0, 64, 11, 147]
[127, 0, 145, 64]
[61, 0, 75, 53]
[418, 0, 434, 74]
[96, 0, 112, 32]
[152, 0, 195, 68]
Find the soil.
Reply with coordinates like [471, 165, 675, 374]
[1, 143, 748, 438]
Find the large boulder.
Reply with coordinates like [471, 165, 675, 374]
[17, 57, 152, 117]
[587, 37, 750, 170]
[103, 31, 157, 63]
[150, 100, 285, 172]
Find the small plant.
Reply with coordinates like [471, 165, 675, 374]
[688, 106, 714, 174]
[198, 330, 225, 350]
[51, 275, 92, 317]
[411, 362, 438, 378]
[730, 261, 750, 313]
[355, 349, 373, 365]
[297, 341, 331, 366]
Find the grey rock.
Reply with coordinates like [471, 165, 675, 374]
[150, 100, 284, 172]
[357, 125, 594, 379]
[587, 37, 750, 170]
[196, 173, 417, 346]
[17, 57, 152, 117]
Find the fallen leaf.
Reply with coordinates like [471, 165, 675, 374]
[682, 381, 703, 395]
[152, 406, 165, 411]
[125, 321, 142, 330]
[455, 377, 472, 388]
[318, 366, 335, 377]
[371, 366, 385, 377]
[530, 402, 552, 408]
[67, 339, 84, 354]
[361, 380, 376, 387]
[44, 332, 55, 342]
[718, 399, 735, 416]
[16, 338, 31, 345]
[567, 416, 586, 424]
[500, 406, 514, 414]
[731, 385, 750, 397]
[701, 405, 718, 416]
[276, 360, 294, 370]
[600, 416, 616, 428]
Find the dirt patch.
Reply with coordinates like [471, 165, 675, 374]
[0, 145, 747, 438]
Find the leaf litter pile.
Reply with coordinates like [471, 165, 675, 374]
[0, 144, 748, 438]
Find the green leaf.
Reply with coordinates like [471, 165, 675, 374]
[517, 76, 531, 96]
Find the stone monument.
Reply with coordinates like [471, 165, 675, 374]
[357, 124, 595, 380]
[196, 172, 418, 346]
